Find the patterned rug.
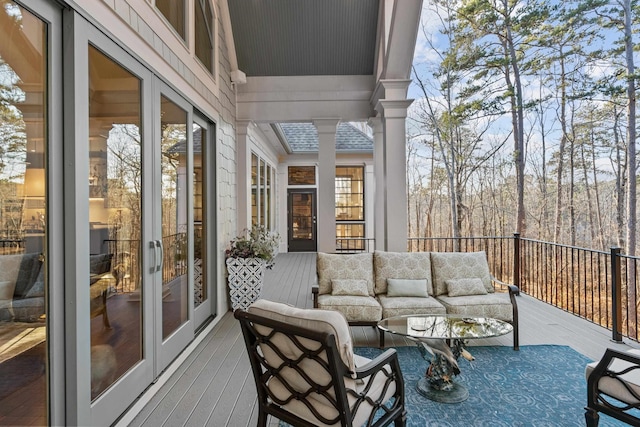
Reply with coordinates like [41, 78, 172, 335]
[280, 345, 629, 427]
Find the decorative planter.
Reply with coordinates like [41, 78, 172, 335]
[226, 257, 267, 311]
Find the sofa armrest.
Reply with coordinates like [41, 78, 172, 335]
[491, 276, 520, 295]
[312, 286, 319, 308]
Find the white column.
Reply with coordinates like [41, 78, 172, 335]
[368, 117, 385, 251]
[314, 119, 339, 253]
[376, 79, 413, 252]
[236, 120, 252, 233]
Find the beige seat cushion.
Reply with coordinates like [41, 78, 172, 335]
[431, 251, 493, 296]
[374, 251, 432, 295]
[436, 293, 513, 322]
[317, 252, 374, 296]
[586, 349, 640, 405]
[377, 295, 446, 319]
[317, 294, 382, 323]
[267, 353, 396, 426]
[248, 299, 356, 372]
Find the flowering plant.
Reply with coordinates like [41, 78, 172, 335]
[225, 224, 280, 266]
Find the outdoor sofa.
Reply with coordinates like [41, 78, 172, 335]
[312, 250, 519, 349]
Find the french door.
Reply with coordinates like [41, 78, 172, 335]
[79, 19, 215, 425]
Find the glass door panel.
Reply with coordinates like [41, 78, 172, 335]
[193, 123, 205, 309]
[159, 96, 188, 340]
[0, 2, 48, 424]
[87, 45, 143, 400]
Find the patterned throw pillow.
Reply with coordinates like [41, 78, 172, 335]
[386, 278, 429, 297]
[446, 278, 488, 297]
[331, 279, 369, 296]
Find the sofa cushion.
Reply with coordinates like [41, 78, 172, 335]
[90, 253, 113, 275]
[25, 280, 45, 298]
[0, 253, 41, 298]
[446, 278, 488, 297]
[317, 294, 382, 323]
[317, 253, 374, 296]
[436, 293, 513, 322]
[331, 279, 369, 296]
[387, 278, 429, 297]
[585, 349, 640, 405]
[431, 251, 493, 296]
[377, 295, 446, 319]
[374, 251, 432, 295]
[0, 280, 16, 301]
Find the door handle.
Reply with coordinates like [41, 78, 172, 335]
[155, 240, 164, 272]
[149, 241, 157, 274]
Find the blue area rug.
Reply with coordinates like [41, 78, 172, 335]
[356, 345, 625, 427]
[280, 345, 628, 426]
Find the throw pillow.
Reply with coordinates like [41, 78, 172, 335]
[446, 278, 488, 297]
[386, 278, 429, 298]
[25, 281, 45, 298]
[331, 279, 369, 296]
[0, 280, 16, 301]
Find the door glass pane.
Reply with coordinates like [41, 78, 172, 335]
[88, 46, 143, 400]
[193, 123, 205, 307]
[0, 3, 47, 424]
[292, 194, 313, 240]
[195, 0, 214, 73]
[160, 96, 188, 339]
[251, 154, 257, 225]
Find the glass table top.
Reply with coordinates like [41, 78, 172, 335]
[377, 314, 513, 340]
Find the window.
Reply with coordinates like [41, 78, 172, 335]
[251, 153, 275, 229]
[288, 166, 315, 185]
[195, 0, 214, 73]
[335, 166, 365, 250]
[156, 0, 186, 40]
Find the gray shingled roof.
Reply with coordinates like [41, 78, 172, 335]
[167, 128, 202, 154]
[279, 122, 373, 152]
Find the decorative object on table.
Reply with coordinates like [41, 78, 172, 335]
[225, 225, 279, 311]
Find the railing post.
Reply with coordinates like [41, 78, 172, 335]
[611, 246, 623, 342]
[513, 232, 520, 289]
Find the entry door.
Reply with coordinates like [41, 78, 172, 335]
[288, 190, 317, 252]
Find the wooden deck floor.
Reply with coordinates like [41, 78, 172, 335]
[122, 252, 640, 427]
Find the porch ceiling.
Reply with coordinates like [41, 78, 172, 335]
[225, 0, 424, 144]
[227, 0, 379, 77]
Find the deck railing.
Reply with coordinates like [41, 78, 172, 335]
[410, 234, 640, 343]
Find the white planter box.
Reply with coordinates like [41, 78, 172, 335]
[226, 257, 267, 311]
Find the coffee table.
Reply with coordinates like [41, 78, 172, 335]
[378, 314, 513, 403]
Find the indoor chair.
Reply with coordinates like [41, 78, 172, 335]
[235, 299, 406, 427]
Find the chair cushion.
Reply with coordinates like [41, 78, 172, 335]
[317, 252, 374, 296]
[317, 294, 382, 323]
[436, 293, 513, 322]
[377, 295, 446, 319]
[431, 251, 493, 296]
[446, 278, 488, 297]
[267, 353, 396, 426]
[374, 251, 433, 295]
[586, 349, 640, 405]
[331, 279, 369, 296]
[387, 278, 429, 297]
[248, 299, 356, 373]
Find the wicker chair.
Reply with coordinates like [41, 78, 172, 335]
[585, 348, 640, 426]
[235, 299, 406, 427]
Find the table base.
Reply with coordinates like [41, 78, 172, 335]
[416, 378, 469, 403]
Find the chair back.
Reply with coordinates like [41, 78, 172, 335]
[235, 300, 358, 426]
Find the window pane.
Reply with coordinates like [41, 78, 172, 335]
[0, 3, 48, 424]
[157, 0, 185, 40]
[288, 166, 315, 185]
[335, 166, 364, 221]
[336, 224, 365, 251]
[251, 154, 258, 225]
[160, 96, 188, 339]
[259, 159, 265, 225]
[195, 0, 214, 73]
[193, 123, 206, 307]
[266, 165, 272, 228]
[88, 46, 143, 400]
